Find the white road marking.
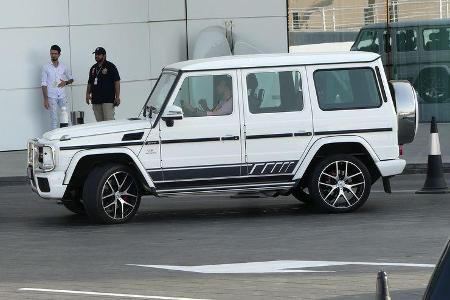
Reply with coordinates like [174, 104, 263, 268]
[127, 260, 435, 274]
[18, 288, 212, 300]
[372, 189, 418, 193]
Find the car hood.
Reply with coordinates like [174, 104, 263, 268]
[43, 118, 151, 141]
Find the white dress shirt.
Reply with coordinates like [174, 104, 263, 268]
[41, 61, 73, 99]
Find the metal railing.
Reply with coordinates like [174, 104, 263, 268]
[289, 0, 450, 32]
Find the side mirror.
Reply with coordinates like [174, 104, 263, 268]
[161, 105, 183, 127]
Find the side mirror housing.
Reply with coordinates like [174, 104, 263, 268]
[161, 105, 183, 127]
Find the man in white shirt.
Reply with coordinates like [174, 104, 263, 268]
[41, 45, 74, 129]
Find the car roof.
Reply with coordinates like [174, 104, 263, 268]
[361, 19, 450, 29]
[164, 52, 380, 72]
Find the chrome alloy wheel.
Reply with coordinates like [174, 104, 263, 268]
[317, 160, 366, 209]
[101, 171, 139, 220]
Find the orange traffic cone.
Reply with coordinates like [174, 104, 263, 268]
[416, 117, 450, 194]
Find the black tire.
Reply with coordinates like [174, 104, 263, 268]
[291, 187, 313, 204]
[83, 164, 141, 224]
[61, 199, 85, 215]
[308, 154, 371, 213]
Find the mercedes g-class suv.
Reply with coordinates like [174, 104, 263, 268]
[27, 52, 418, 224]
[351, 19, 450, 108]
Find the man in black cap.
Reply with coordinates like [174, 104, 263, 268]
[86, 47, 121, 121]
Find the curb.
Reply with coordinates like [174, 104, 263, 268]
[0, 176, 28, 187]
[403, 163, 450, 175]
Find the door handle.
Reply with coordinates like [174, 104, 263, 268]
[221, 135, 239, 141]
[294, 131, 312, 137]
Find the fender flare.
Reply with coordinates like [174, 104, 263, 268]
[63, 148, 155, 188]
[292, 136, 381, 180]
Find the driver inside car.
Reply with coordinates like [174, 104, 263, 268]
[181, 77, 233, 117]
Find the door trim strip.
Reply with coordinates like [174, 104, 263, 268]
[314, 128, 392, 135]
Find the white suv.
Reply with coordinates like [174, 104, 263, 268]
[27, 52, 418, 224]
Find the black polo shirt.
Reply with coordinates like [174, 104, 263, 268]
[88, 61, 120, 104]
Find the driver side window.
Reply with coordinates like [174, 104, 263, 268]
[174, 74, 233, 117]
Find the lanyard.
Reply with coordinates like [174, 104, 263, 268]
[95, 64, 103, 78]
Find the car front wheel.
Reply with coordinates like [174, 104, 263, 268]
[308, 155, 371, 213]
[61, 198, 85, 215]
[83, 164, 141, 224]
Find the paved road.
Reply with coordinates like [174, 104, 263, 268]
[1, 174, 449, 299]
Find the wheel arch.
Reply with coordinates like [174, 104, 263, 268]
[415, 65, 450, 85]
[293, 137, 381, 186]
[63, 148, 155, 195]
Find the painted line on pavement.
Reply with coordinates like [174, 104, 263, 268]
[127, 260, 435, 274]
[18, 288, 212, 300]
[372, 189, 418, 193]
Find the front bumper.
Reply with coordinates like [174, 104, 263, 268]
[28, 166, 67, 199]
[376, 159, 406, 177]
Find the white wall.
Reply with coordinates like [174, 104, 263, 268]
[0, 0, 287, 151]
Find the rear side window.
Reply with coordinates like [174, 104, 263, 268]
[314, 68, 382, 111]
[423, 27, 450, 51]
[246, 71, 303, 114]
[396, 28, 417, 52]
[354, 30, 380, 53]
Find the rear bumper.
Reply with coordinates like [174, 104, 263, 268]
[376, 159, 406, 177]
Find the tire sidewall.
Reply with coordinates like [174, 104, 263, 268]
[83, 164, 141, 224]
[308, 154, 371, 213]
[61, 199, 86, 215]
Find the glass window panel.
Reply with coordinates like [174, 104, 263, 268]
[423, 27, 450, 51]
[354, 30, 380, 53]
[396, 28, 417, 52]
[314, 68, 382, 111]
[246, 71, 303, 114]
[174, 74, 233, 117]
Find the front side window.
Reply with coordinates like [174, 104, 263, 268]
[246, 71, 303, 114]
[174, 74, 233, 117]
[314, 68, 382, 111]
[144, 72, 177, 116]
[423, 27, 450, 51]
[396, 28, 417, 52]
[355, 30, 380, 53]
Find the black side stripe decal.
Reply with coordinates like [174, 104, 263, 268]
[246, 132, 312, 139]
[246, 133, 292, 139]
[315, 128, 392, 135]
[161, 136, 239, 144]
[162, 137, 220, 144]
[60, 142, 143, 151]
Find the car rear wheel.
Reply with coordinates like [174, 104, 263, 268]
[417, 72, 450, 103]
[308, 155, 371, 213]
[83, 164, 141, 224]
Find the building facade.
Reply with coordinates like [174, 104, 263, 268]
[0, 0, 287, 151]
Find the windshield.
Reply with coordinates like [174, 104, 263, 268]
[142, 72, 177, 117]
